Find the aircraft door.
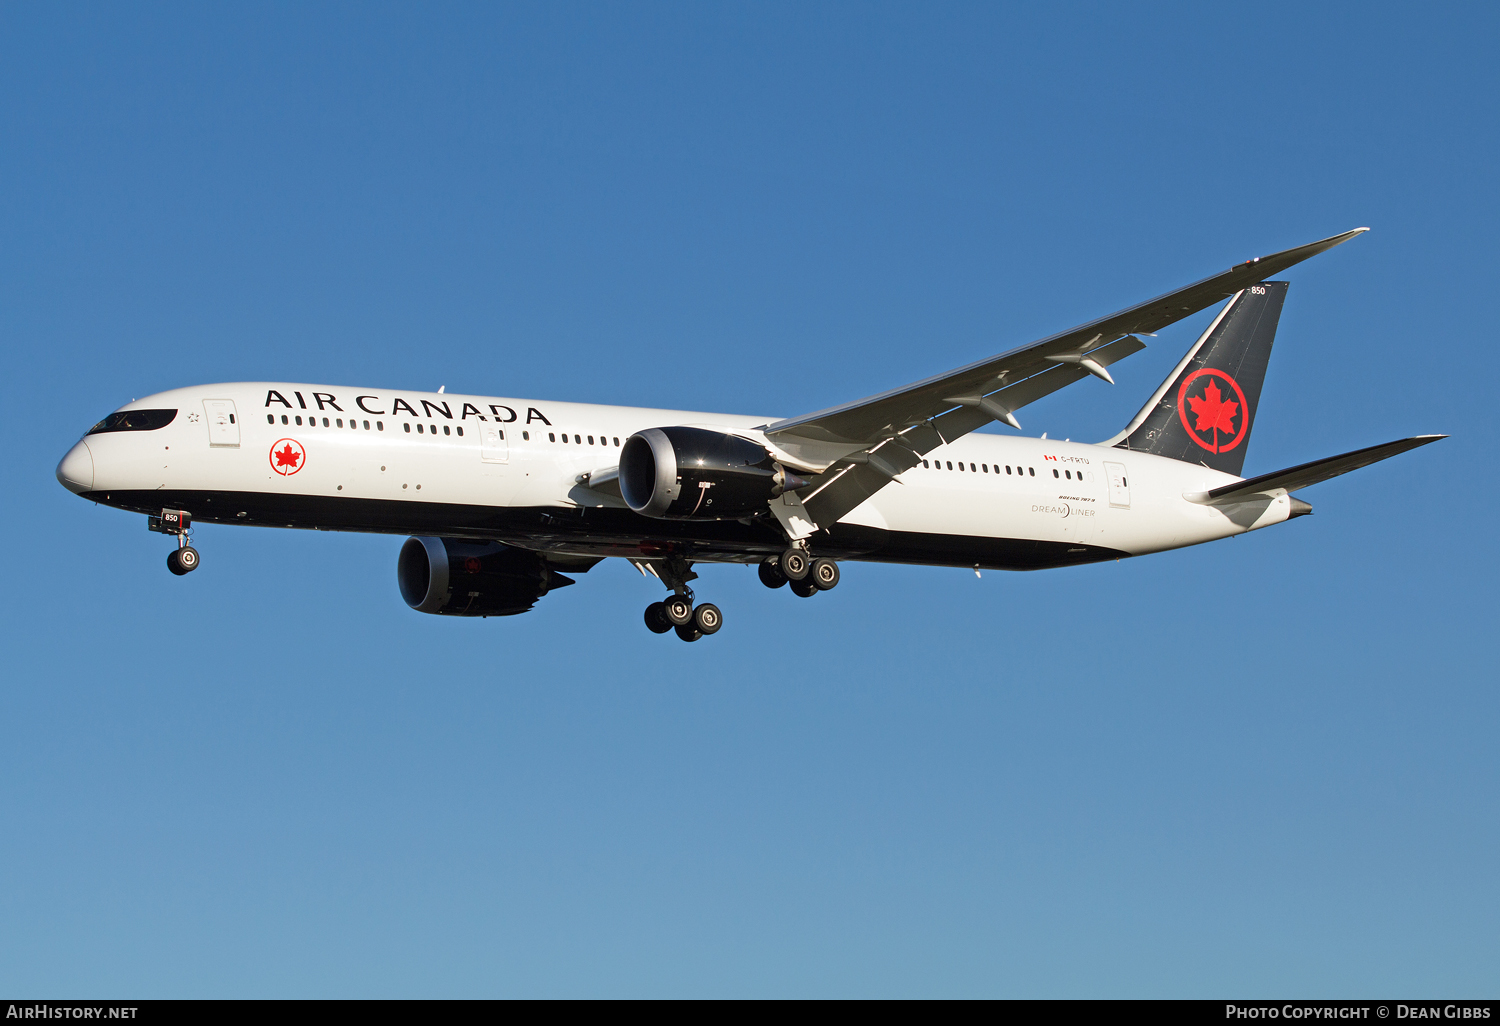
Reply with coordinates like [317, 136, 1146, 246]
[479, 421, 509, 463]
[1104, 461, 1130, 508]
[203, 400, 240, 447]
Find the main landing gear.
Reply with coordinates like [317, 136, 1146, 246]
[149, 508, 200, 576]
[759, 547, 839, 599]
[641, 556, 723, 643]
[643, 596, 723, 642]
[639, 547, 840, 641]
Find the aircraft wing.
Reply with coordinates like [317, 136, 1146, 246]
[763, 228, 1369, 533]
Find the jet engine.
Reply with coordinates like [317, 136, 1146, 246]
[397, 537, 574, 617]
[618, 426, 806, 520]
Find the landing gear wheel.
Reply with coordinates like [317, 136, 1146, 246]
[790, 577, 819, 598]
[674, 623, 703, 642]
[693, 602, 722, 635]
[758, 559, 788, 590]
[810, 557, 839, 591]
[780, 547, 810, 581]
[166, 547, 199, 576]
[644, 601, 673, 634]
[662, 595, 694, 626]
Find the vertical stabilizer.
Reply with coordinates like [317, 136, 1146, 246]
[1108, 280, 1287, 476]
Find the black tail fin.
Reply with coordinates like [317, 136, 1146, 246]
[1109, 280, 1288, 476]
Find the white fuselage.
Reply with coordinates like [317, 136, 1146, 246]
[58, 382, 1296, 569]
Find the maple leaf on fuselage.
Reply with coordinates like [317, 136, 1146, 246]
[274, 443, 302, 469]
[1188, 380, 1239, 437]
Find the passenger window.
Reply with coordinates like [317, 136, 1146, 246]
[1005, 465, 1011, 474]
[588, 435, 594, 445]
[363, 420, 370, 429]
[523, 431, 530, 440]
[946, 461, 952, 470]
[229, 414, 236, 424]
[377, 421, 384, 430]
[295, 416, 303, 425]
[1064, 470, 1070, 479]
[417, 424, 425, 434]
[443, 425, 451, 435]
[922, 460, 929, 468]
[336, 418, 343, 428]
[498, 430, 504, 439]
[266, 414, 274, 424]
[1122, 477, 1128, 487]
[970, 463, 976, 472]
[404, 423, 411, 433]
[982, 464, 988, 473]
[549, 433, 556, 442]
[613, 437, 620, 446]
[958, 462, 965, 471]
[323, 418, 329, 427]
[282, 415, 289, 425]
[574, 434, 581, 444]
[1029, 467, 1035, 476]
[456, 426, 463, 437]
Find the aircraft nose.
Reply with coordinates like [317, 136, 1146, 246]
[57, 440, 94, 493]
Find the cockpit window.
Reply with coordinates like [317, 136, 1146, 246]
[88, 409, 178, 434]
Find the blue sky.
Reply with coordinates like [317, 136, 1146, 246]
[2, 2, 1495, 997]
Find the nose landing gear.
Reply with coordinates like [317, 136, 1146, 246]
[150, 508, 200, 576]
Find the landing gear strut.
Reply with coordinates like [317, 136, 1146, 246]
[150, 508, 200, 576]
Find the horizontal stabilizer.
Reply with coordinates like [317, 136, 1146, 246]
[1184, 435, 1446, 505]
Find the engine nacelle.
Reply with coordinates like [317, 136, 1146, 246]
[397, 537, 574, 617]
[619, 426, 803, 520]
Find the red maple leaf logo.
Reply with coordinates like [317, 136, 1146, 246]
[274, 443, 302, 469]
[1187, 379, 1239, 437]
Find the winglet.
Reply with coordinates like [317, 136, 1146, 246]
[1230, 227, 1369, 276]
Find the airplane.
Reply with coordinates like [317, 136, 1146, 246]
[56, 228, 1443, 641]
